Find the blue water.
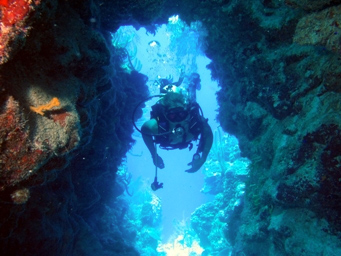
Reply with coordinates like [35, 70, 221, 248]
[119, 20, 219, 243]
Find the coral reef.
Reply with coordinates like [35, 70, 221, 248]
[117, 178, 163, 255]
[294, 5, 341, 53]
[30, 97, 60, 115]
[175, 0, 341, 255]
[0, 96, 48, 192]
[0, 0, 341, 255]
[111, 26, 141, 73]
[0, 0, 149, 255]
[10, 187, 30, 204]
[0, 0, 41, 64]
[157, 234, 204, 255]
[191, 131, 249, 255]
[285, 0, 340, 11]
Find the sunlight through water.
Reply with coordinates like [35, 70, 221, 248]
[112, 15, 221, 254]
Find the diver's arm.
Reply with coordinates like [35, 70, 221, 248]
[141, 119, 165, 169]
[174, 69, 185, 87]
[142, 119, 158, 158]
[185, 120, 213, 173]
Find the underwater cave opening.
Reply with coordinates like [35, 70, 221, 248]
[112, 16, 245, 254]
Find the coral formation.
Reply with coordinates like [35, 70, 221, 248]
[181, 0, 341, 255]
[49, 110, 71, 127]
[111, 26, 141, 73]
[0, 0, 40, 64]
[0, 0, 148, 254]
[0, 96, 48, 190]
[0, 0, 8, 7]
[120, 181, 162, 255]
[30, 97, 61, 115]
[10, 188, 30, 204]
[294, 6, 341, 53]
[191, 131, 249, 255]
[157, 234, 204, 255]
[1, 0, 32, 26]
[0, 0, 340, 255]
[285, 0, 338, 11]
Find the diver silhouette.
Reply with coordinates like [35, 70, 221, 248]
[133, 71, 213, 191]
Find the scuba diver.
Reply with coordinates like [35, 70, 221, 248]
[134, 72, 213, 191]
[156, 71, 201, 102]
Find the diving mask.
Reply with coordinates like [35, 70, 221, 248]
[165, 107, 188, 122]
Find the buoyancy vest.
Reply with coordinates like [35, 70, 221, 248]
[150, 102, 203, 150]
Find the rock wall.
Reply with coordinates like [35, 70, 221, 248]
[1, 0, 341, 255]
[0, 0, 150, 255]
[174, 0, 341, 255]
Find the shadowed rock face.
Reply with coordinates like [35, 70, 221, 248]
[0, 0, 148, 255]
[175, 1, 341, 255]
[0, 0, 340, 255]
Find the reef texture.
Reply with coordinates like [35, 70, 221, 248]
[197, 133, 250, 253]
[1, 0, 341, 255]
[0, 0, 41, 64]
[0, 0, 148, 255]
[171, 0, 341, 255]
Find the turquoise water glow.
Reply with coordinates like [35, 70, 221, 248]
[113, 16, 220, 252]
